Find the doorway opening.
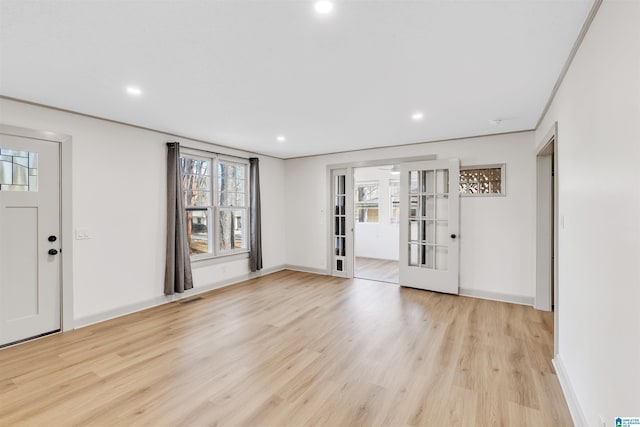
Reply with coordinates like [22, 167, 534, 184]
[353, 165, 400, 284]
[535, 123, 559, 355]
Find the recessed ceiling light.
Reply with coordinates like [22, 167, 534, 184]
[411, 112, 424, 121]
[126, 86, 142, 96]
[314, 1, 333, 14]
[277, 135, 286, 143]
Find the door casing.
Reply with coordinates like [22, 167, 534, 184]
[326, 155, 436, 278]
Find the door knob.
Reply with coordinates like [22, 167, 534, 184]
[450, 234, 457, 239]
[48, 235, 57, 242]
[48, 249, 58, 255]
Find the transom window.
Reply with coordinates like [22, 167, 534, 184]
[180, 151, 249, 258]
[355, 182, 379, 223]
[459, 165, 505, 195]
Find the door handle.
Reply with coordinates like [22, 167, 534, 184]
[48, 249, 58, 255]
[450, 234, 457, 239]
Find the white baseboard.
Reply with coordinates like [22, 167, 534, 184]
[553, 355, 587, 427]
[459, 287, 534, 306]
[281, 264, 330, 275]
[74, 264, 287, 329]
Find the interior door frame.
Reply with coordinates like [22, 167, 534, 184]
[0, 124, 74, 333]
[535, 122, 559, 356]
[326, 155, 436, 277]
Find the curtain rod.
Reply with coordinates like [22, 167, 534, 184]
[168, 141, 256, 161]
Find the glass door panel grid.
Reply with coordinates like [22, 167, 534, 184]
[333, 174, 347, 272]
[408, 168, 450, 271]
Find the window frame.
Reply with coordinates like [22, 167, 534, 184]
[459, 163, 506, 197]
[354, 181, 380, 223]
[180, 148, 250, 261]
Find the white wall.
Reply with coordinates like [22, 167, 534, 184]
[354, 166, 399, 260]
[535, 0, 640, 424]
[0, 98, 287, 323]
[285, 131, 537, 300]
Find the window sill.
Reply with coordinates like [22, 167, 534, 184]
[190, 250, 249, 267]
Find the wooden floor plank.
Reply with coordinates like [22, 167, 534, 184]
[0, 270, 572, 426]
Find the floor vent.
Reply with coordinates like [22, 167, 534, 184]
[180, 296, 204, 305]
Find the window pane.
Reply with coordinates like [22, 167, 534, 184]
[459, 167, 502, 195]
[356, 183, 379, 202]
[181, 156, 211, 208]
[186, 209, 209, 255]
[0, 148, 38, 192]
[219, 209, 246, 251]
[219, 191, 245, 207]
[356, 206, 378, 223]
[218, 162, 246, 196]
[184, 190, 211, 207]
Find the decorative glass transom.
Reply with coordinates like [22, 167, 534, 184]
[459, 167, 502, 195]
[0, 148, 38, 192]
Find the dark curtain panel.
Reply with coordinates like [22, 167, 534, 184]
[164, 142, 194, 295]
[249, 157, 263, 272]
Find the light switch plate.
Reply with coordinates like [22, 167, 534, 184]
[75, 228, 91, 240]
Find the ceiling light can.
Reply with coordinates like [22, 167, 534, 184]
[315, 1, 334, 14]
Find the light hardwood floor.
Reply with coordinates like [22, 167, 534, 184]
[0, 270, 571, 426]
[355, 257, 399, 283]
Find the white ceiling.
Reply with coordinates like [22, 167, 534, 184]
[0, 0, 594, 158]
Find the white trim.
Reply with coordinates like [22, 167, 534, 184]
[459, 288, 534, 306]
[0, 124, 74, 333]
[553, 356, 587, 427]
[282, 264, 330, 276]
[536, 122, 560, 356]
[74, 264, 287, 328]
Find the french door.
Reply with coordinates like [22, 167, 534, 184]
[0, 134, 61, 346]
[331, 168, 353, 277]
[399, 159, 460, 294]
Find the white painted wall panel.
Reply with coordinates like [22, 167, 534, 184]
[536, 0, 640, 422]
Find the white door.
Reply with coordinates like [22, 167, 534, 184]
[399, 159, 460, 294]
[0, 134, 60, 346]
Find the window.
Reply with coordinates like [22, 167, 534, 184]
[355, 182, 379, 223]
[180, 151, 249, 258]
[389, 179, 400, 223]
[0, 148, 38, 192]
[459, 165, 505, 196]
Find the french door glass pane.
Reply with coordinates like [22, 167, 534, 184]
[421, 245, 434, 269]
[409, 244, 419, 266]
[409, 171, 419, 193]
[423, 220, 435, 244]
[436, 195, 449, 220]
[422, 170, 435, 193]
[335, 237, 345, 256]
[435, 246, 448, 271]
[436, 169, 449, 194]
[435, 221, 448, 244]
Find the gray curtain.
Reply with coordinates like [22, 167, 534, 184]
[164, 142, 194, 295]
[249, 157, 263, 272]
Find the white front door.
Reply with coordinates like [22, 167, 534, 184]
[0, 134, 61, 346]
[399, 159, 460, 294]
